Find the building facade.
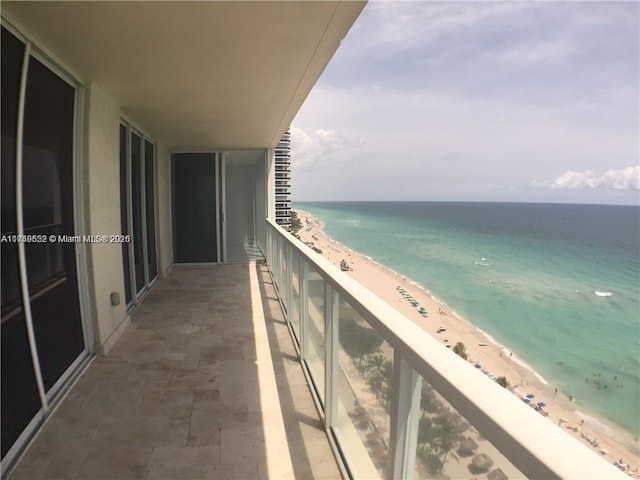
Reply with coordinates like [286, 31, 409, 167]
[274, 128, 292, 230]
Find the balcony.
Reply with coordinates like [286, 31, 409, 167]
[8, 264, 339, 480]
[7, 220, 628, 480]
[263, 220, 628, 480]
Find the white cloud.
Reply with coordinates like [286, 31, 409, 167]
[290, 125, 363, 172]
[291, 2, 639, 203]
[501, 39, 578, 66]
[344, 1, 530, 58]
[533, 166, 640, 190]
[600, 167, 640, 190]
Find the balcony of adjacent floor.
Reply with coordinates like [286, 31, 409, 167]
[8, 264, 340, 480]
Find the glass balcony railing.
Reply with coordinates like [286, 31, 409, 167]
[264, 219, 627, 480]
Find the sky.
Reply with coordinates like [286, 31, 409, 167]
[290, 1, 640, 204]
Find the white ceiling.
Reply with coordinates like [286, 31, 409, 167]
[3, 1, 365, 150]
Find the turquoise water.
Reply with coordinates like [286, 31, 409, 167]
[295, 201, 640, 437]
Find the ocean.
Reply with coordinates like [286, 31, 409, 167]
[294, 201, 640, 438]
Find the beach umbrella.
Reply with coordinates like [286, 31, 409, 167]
[537, 402, 546, 408]
[559, 416, 569, 423]
[526, 394, 535, 399]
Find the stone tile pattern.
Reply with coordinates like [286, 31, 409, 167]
[9, 265, 340, 480]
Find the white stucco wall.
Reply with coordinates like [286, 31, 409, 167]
[266, 148, 275, 222]
[255, 153, 267, 250]
[83, 82, 129, 354]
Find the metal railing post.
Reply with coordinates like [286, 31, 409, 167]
[324, 284, 339, 429]
[286, 245, 294, 322]
[389, 353, 421, 480]
[299, 260, 309, 361]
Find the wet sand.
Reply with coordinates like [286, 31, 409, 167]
[296, 210, 640, 476]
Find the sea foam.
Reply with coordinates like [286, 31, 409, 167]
[575, 411, 613, 436]
[475, 328, 550, 385]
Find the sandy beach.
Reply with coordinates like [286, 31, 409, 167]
[295, 210, 640, 477]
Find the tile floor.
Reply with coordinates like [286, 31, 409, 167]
[8, 264, 340, 480]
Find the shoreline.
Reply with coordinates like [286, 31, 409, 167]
[295, 210, 640, 475]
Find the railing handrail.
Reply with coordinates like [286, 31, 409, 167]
[265, 218, 627, 479]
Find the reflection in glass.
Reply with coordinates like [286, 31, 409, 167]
[119, 125, 132, 304]
[289, 250, 300, 342]
[131, 132, 144, 293]
[306, 268, 325, 401]
[144, 140, 157, 281]
[335, 298, 392, 479]
[224, 153, 258, 262]
[23, 54, 84, 391]
[413, 375, 526, 479]
[0, 25, 42, 460]
[22, 57, 74, 293]
[1, 26, 24, 314]
[281, 244, 289, 309]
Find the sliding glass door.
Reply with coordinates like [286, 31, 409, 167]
[1, 24, 86, 462]
[171, 151, 265, 264]
[23, 53, 84, 391]
[1, 25, 41, 461]
[172, 153, 219, 263]
[119, 123, 157, 307]
[224, 151, 264, 262]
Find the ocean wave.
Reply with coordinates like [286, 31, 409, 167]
[510, 354, 550, 385]
[575, 411, 613, 435]
[472, 326, 550, 385]
[594, 291, 613, 297]
[474, 261, 491, 266]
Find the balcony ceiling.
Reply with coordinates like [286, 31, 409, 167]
[3, 1, 365, 150]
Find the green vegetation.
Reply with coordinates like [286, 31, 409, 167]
[339, 316, 383, 369]
[339, 316, 394, 410]
[453, 342, 468, 360]
[496, 376, 509, 388]
[417, 384, 470, 476]
[420, 386, 439, 415]
[290, 210, 303, 234]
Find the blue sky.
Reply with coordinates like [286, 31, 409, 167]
[291, 1, 639, 204]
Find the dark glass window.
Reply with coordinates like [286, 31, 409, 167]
[23, 55, 84, 391]
[145, 140, 157, 281]
[120, 126, 156, 303]
[172, 153, 217, 262]
[22, 57, 73, 291]
[1, 25, 42, 460]
[120, 125, 132, 304]
[131, 132, 145, 293]
[1, 26, 24, 315]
